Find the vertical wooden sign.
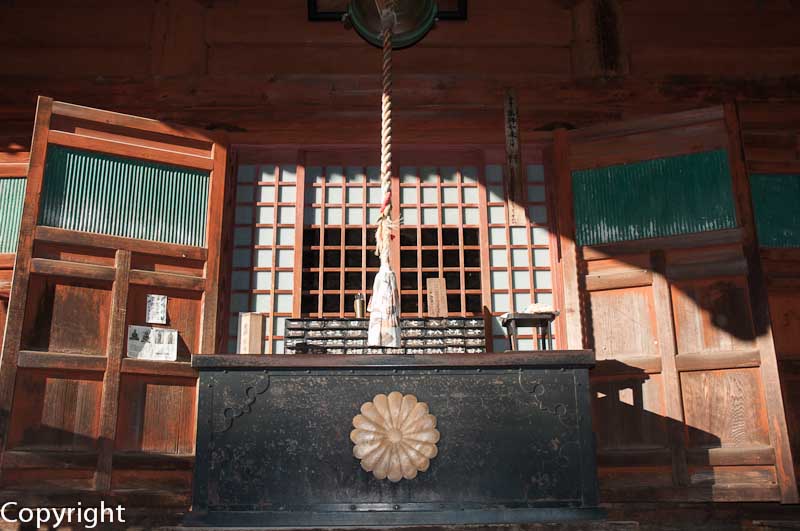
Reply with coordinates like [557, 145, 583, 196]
[504, 89, 526, 226]
[238, 313, 265, 354]
[426, 277, 448, 317]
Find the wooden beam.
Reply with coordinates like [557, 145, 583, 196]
[725, 102, 798, 503]
[747, 161, 800, 175]
[651, 251, 689, 487]
[592, 355, 662, 376]
[16, 350, 107, 372]
[582, 228, 744, 260]
[112, 452, 194, 470]
[584, 269, 653, 292]
[0, 96, 54, 478]
[0, 164, 28, 177]
[2, 450, 98, 470]
[553, 128, 584, 349]
[129, 269, 205, 291]
[35, 226, 207, 261]
[120, 358, 197, 379]
[569, 106, 724, 142]
[666, 257, 748, 281]
[48, 130, 215, 171]
[51, 100, 214, 144]
[675, 349, 761, 372]
[94, 249, 132, 492]
[29, 258, 115, 282]
[687, 445, 775, 467]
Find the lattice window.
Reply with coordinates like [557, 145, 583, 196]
[484, 164, 554, 352]
[227, 150, 557, 353]
[300, 165, 382, 317]
[397, 166, 483, 316]
[229, 164, 297, 354]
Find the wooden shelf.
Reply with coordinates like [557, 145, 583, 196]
[17, 350, 107, 372]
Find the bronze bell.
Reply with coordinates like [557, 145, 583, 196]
[347, 0, 437, 49]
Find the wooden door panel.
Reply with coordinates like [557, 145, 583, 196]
[671, 278, 756, 354]
[681, 368, 771, 448]
[115, 374, 196, 455]
[588, 287, 657, 359]
[7, 369, 102, 451]
[554, 104, 797, 502]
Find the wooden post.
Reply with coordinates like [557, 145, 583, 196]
[0, 96, 53, 475]
[94, 249, 132, 492]
[552, 128, 584, 349]
[651, 250, 690, 487]
[200, 137, 229, 354]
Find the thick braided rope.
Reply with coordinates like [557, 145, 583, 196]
[375, 3, 394, 260]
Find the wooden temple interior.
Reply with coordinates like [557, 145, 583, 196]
[0, 0, 800, 528]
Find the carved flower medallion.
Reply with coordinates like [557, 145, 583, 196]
[350, 392, 439, 482]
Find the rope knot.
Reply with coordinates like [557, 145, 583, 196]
[379, 8, 397, 31]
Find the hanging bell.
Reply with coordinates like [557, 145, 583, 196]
[347, 0, 437, 49]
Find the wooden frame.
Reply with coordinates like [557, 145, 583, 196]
[0, 152, 29, 359]
[0, 97, 228, 496]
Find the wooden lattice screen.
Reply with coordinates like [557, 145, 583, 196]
[0, 97, 228, 501]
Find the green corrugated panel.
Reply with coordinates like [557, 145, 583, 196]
[572, 149, 737, 246]
[750, 173, 800, 248]
[0, 177, 26, 253]
[39, 145, 210, 247]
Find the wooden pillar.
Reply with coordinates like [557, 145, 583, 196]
[552, 128, 584, 349]
[0, 96, 53, 474]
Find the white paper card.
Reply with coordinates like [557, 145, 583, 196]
[127, 325, 178, 361]
[146, 294, 168, 324]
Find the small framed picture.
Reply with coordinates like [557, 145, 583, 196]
[146, 294, 168, 324]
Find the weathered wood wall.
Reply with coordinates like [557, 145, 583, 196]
[1, 0, 799, 509]
[0, 0, 799, 149]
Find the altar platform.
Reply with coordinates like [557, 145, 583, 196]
[185, 351, 601, 528]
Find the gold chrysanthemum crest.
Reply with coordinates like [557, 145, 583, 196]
[350, 392, 439, 482]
